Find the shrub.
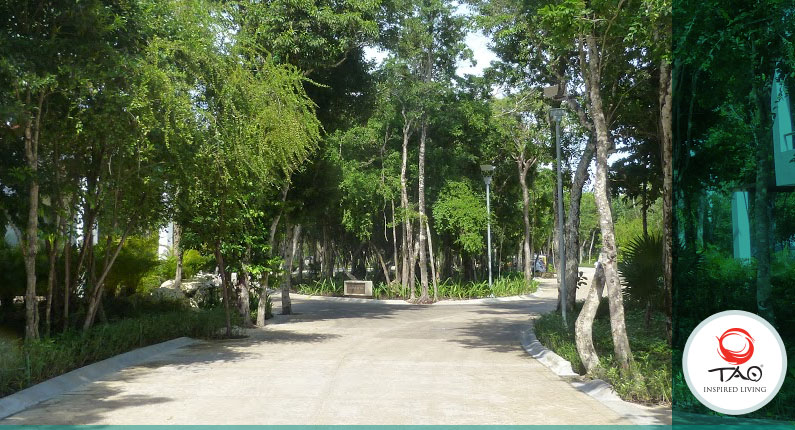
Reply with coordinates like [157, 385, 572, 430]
[302, 275, 539, 300]
[618, 233, 663, 313]
[182, 249, 213, 279]
[101, 235, 160, 297]
[295, 278, 344, 296]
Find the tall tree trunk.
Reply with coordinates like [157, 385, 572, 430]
[372, 242, 391, 284]
[257, 274, 271, 326]
[400, 111, 414, 297]
[641, 182, 649, 237]
[322, 224, 333, 279]
[518, 160, 533, 283]
[239, 244, 252, 327]
[45, 214, 62, 337]
[409, 238, 419, 297]
[585, 34, 633, 372]
[297, 235, 304, 283]
[391, 200, 400, 285]
[417, 118, 430, 302]
[63, 229, 71, 333]
[256, 183, 289, 325]
[215, 241, 232, 337]
[83, 230, 131, 330]
[660, 55, 673, 345]
[566, 138, 596, 312]
[575, 257, 606, 374]
[282, 224, 301, 315]
[426, 220, 438, 301]
[173, 223, 183, 289]
[752, 77, 775, 324]
[22, 92, 45, 341]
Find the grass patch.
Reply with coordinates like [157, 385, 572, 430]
[295, 275, 538, 300]
[0, 307, 234, 397]
[534, 304, 671, 406]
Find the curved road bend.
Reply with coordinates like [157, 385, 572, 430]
[4, 283, 638, 425]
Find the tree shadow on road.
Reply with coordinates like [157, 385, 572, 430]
[1, 327, 344, 425]
[445, 300, 554, 355]
[1, 384, 173, 425]
[268, 298, 426, 325]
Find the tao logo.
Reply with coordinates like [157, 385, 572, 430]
[707, 328, 761, 382]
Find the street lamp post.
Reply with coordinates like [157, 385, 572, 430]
[549, 108, 567, 326]
[480, 164, 496, 293]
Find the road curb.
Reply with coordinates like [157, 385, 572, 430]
[0, 337, 197, 420]
[520, 323, 579, 376]
[520, 323, 671, 426]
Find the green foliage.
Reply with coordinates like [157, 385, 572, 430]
[0, 308, 235, 397]
[181, 250, 214, 279]
[618, 233, 663, 310]
[295, 278, 344, 296]
[0, 241, 43, 302]
[433, 180, 488, 255]
[355, 275, 537, 300]
[103, 235, 160, 296]
[613, 197, 663, 254]
[535, 307, 672, 405]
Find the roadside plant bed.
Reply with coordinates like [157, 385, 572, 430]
[534, 305, 672, 406]
[294, 276, 538, 300]
[0, 308, 234, 397]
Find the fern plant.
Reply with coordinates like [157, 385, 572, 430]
[618, 233, 663, 327]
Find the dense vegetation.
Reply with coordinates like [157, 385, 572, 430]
[535, 303, 671, 405]
[0, 0, 674, 410]
[672, 0, 795, 421]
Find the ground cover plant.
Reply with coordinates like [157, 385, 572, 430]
[534, 303, 672, 406]
[294, 274, 537, 300]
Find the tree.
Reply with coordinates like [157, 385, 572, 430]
[0, 0, 179, 336]
[383, 0, 470, 302]
[491, 92, 549, 284]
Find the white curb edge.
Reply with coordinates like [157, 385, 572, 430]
[0, 336, 197, 420]
[520, 323, 671, 426]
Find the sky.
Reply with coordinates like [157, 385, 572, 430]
[362, 22, 499, 78]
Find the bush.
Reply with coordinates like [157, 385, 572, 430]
[182, 249, 214, 279]
[534, 306, 672, 405]
[101, 235, 160, 297]
[295, 278, 344, 296]
[296, 275, 538, 300]
[0, 308, 234, 397]
[618, 233, 663, 312]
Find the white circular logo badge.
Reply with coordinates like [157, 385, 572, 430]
[683, 310, 788, 415]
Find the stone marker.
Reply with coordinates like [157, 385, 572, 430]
[343, 280, 373, 297]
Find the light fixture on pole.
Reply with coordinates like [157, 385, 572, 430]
[480, 164, 496, 293]
[549, 107, 567, 326]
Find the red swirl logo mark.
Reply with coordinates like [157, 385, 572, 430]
[716, 328, 755, 365]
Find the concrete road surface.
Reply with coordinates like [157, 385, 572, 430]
[3, 275, 642, 425]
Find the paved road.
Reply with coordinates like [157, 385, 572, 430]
[3, 278, 636, 425]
